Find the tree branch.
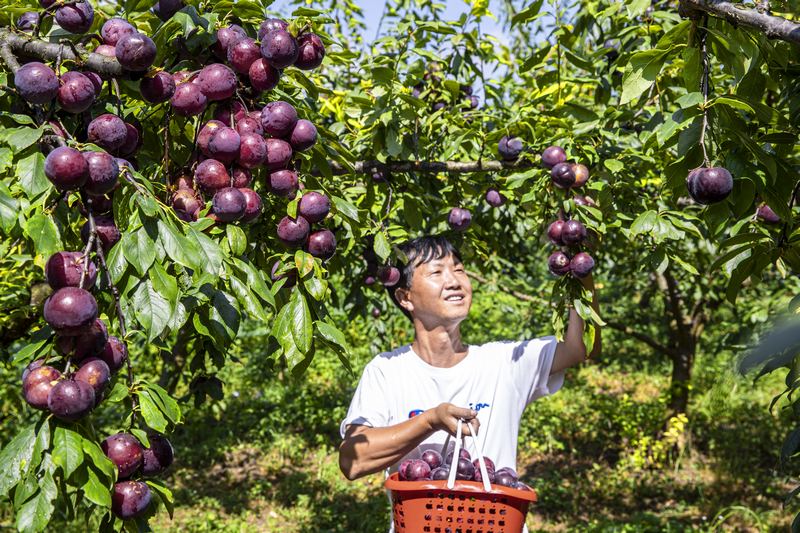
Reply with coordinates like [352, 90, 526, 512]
[604, 320, 676, 357]
[681, 0, 800, 44]
[0, 28, 124, 77]
[325, 158, 539, 175]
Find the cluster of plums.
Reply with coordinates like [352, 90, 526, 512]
[102, 432, 174, 519]
[397, 448, 531, 492]
[412, 64, 479, 112]
[541, 145, 591, 190]
[22, 252, 128, 421]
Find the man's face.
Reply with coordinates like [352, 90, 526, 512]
[397, 253, 473, 326]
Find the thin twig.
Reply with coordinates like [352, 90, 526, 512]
[698, 17, 711, 167]
[78, 196, 96, 290]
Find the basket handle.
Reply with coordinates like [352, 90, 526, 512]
[446, 419, 491, 492]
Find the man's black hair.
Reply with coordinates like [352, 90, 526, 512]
[388, 235, 463, 320]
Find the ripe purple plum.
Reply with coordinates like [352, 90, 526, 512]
[15, 62, 59, 104]
[277, 216, 311, 248]
[551, 162, 576, 189]
[100, 336, 128, 372]
[141, 435, 174, 476]
[431, 467, 449, 480]
[232, 167, 252, 188]
[306, 229, 336, 259]
[46, 251, 97, 290]
[81, 215, 121, 251]
[101, 18, 135, 46]
[260, 29, 299, 69]
[16, 12, 40, 32]
[570, 252, 595, 278]
[547, 220, 565, 246]
[561, 220, 587, 245]
[757, 203, 780, 224]
[94, 44, 117, 58]
[212, 25, 247, 60]
[686, 167, 733, 205]
[82, 151, 120, 196]
[485, 188, 506, 207]
[43, 287, 98, 335]
[239, 188, 263, 223]
[170, 83, 208, 117]
[87, 114, 128, 152]
[75, 357, 111, 400]
[248, 58, 280, 92]
[498, 136, 523, 161]
[172, 188, 203, 219]
[294, 33, 325, 70]
[572, 163, 590, 187]
[573, 195, 596, 207]
[261, 101, 298, 138]
[112, 481, 152, 519]
[378, 266, 401, 287]
[548, 251, 571, 276]
[212, 187, 246, 222]
[57, 71, 96, 113]
[140, 71, 176, 103]
[195, 159, 230, 194]
[444, 448, 471, 464]
[55, 1, 94, 33]
[238, 133, 267, 168]
[289, 119, 317, 152]
[207, 127, 241, 164]
[55, 318, 108, 360]
[398, 459, 413, 481]
[472, 456, 496, 483]
[405, 459, 432, 481]
[115, 33, 157, 71]
[268, 169, 299, 197]
[227, 37, 261, 74]
[45, 146, 89, 191]
[153, 0, 184, 21]
[198, 120, 225, 156]
[22, 365, 61, 410]
[214, 101, 247, 125]
[115, 122, 141, 157]
[541, 145, 567, 169]
[48, 379, 95, 421]
[102, 433, 144, 479]
[197, 63, 237, 101]
[257, 18, 288, 40]
[264, 138, 293, 170]
[372, 171, 387, 183]
[298, 191, 330, 223]
[421, 449, 443, 470]
[236, 117, 263, 136]
[447, 208, 471, 232]
[455, 458, 475, 480]
[494, 469, 518, 487]
[82, 71, 103, 94]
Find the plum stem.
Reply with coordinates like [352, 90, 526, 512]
[78, 196, 96, 291]
[111, 78, 123, 117]
[698, 17, 711, 167]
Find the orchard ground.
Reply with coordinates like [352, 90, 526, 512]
[3, 286, 793, 532]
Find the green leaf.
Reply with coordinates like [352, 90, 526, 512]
[124, 228, 157, 276]
[290, 289, 312, 354]
[208, 290, 240, 344]
[187, 227, 224, 275]
[149, 261, 178, 309]
[304, 275, 327, 301]
[158, 221, 201, 270]
[374, 231, 391, 261]
[16, 472, 56, 533]
[620, 48, 672, 105]
[332, 196, 359, 222]
[81, 437, 116, 480]
[82, 466, 111, 508]
[16, 153, 50, 198]
[226, 225, 247, 256]
[138, 390, 169, 433]
[0, 182, 17, 231]
[630, 210, 658, 235]
[603, 159, 624, 173]
[2, 126, 44, 152]
[0, 423, 37, 497]
[104, 380, 129, 403]
[25, 213, 62, 259]
[52, 426, 84, 479]
[294, 250, 315, 278]
[143, 383, 181, 425]
[316, 321, 348, 351]
[147, 479, 174, 519]
[131, 279, 171, 341]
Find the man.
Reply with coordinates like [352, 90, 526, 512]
[338, 235, 600, 498]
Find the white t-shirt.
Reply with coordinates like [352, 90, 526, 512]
[340, 337, 564, 474]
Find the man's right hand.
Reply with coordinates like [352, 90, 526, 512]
[427, 403, 480, 436]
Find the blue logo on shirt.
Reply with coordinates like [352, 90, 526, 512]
[469, 402, 491, 411]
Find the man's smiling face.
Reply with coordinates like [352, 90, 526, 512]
[396, 253, 473, 327]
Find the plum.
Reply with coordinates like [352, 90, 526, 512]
[258, 18, 288, 40]
[197, 63, 237, 101]
[46, 251, 97, 290]
[268, 170, 299, 198]
[212, 25, 247, 60]
[74, 357, 111, 400]
[94, 44, 117, 58]
[289, 119, 317, 152]
[686, 166, 733, 205]
[573, 195, 596, 207]
[43, 287, 98, 336]
[444, 448, 471, 464]
[270, 261, 297, 288]
[378, 266, 400, 287]
[232, 167, 252, 188]
[494, 469, 518, 487]
[153, 0, 184, 21]
[541, 145, 567, 169]
[261, 101, 298, 138]
[115, 122, 141, 157]
[248, 58, 280, 92]
[16, 12, 40, 32]
[141, 434, 174, 476]
[214, 101, 248, 125]
[447, 208, 471, 232]
[561, 220, 587, 245]
[55, 318, 108, 360]
[372, 171, 387, 183]
[81, 215, 121, 251]
[115, 33, 157, 71]
[547, 220, 565, 246]
[45, 146, 89, 191]
[264, 138, 293, 170]
[570, 252, 595, 278]
[170, 83, 208, 117]
[102, 433, 144, 479]
[55, 1, 94, 34]
[228, 37, 261, 74]
[239, 188, 262, 223]
[455, 458, 474, 480]
[260, 29, 299, 69]
[207, 127, 241, 164]
[431, 467, 449, 480]
[294, 33, 325, 70]
[101, 18, 135, 46]
[397, 459, 413, 481]
[277, 216, 310, 247]
[82, 151, 120, 196]
[15, 62, 59, 105]
[551, 162, 576, 189]
[195, 159, 230, 193]
[572, 163, 590, 187]
[548, 251, 571, 276]
[421, 449, 443, 470]
[87, 114, 128, 152]
[498, 136, 523, 161]
[48, 378, 95, 421]
[140, 71, 176, 103]
[485, 188, 506, 207]
[405, 459, 431, 481]
[100, 336, 128, 372]
[198, 120, 225, 156]
[298, 191, 330, 223]
[757, 203, 780, 224]
[238, 133, 267, 168]
[22, 365, 61, 410]
[57, 71, 96, 113]
[306, 229, 336, 259]
[172, 189, 203, 219]
[212, 187, 246, 222]
[112, 481, 152, 519]
[236, 116, 263, 136]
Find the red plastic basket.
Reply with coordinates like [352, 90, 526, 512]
[384, 472, 537, 533]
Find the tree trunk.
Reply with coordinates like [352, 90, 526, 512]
[668, 347, 695, 416]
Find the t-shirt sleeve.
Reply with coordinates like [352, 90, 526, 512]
[339, 361, 390, 439]
[508, 336, 564, 404]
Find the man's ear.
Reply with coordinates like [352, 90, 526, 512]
[394, 287, 414, 313]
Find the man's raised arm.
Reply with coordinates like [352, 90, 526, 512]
[338, 403, 479, 480]
[550, 273, 601, 374]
